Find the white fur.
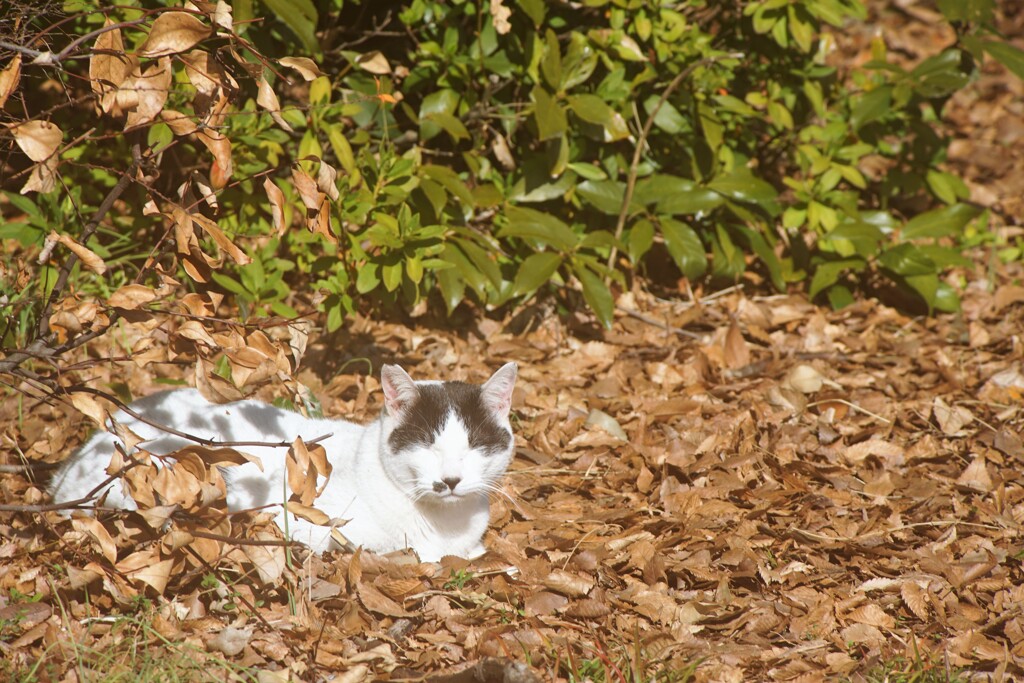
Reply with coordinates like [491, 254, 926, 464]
[49, 363, 518, 562]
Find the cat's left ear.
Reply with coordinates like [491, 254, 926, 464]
[381, 365, 419, 417]
[481, 362, 517, 418]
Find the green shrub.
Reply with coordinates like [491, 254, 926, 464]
[2, 0, 1022, 354]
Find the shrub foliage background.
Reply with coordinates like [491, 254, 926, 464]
[1, 0, 1022, 358]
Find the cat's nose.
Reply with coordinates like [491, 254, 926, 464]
[441, 477, 461, 491]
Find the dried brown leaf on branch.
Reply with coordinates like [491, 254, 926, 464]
[138, 11, 213, 57]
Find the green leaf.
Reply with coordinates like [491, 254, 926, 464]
[660, 217, 707, 280]
[567, 162, 607, 181]
[851, 85, 892, 132]
[325, 124, 356, 174]
[421, 165, 474, 206]
[579, 230, 621, 250]
[903, 273, 939, 310]
[442, 243, 489, 299]
[734, 224, 783, 290]
[567, 94, 629, 141]
[561, 32, 598, 90]
[356, 262, 380, 293]
[541, 29, 562, 91]
[419, 89, 460, 142]
[809, 258, 866, 299]
[381, 262, 402, 292]
[917, 245, 974, 269]
[634, 175, 724, 215]
[925, 170, 968, 205]
[573, 260, 614, 329]
[454, 237, 502, 289]
[437, 266, 465, 313]
[901, 204, 981, 240]
[982, 40, 1024, 80]
[500, 206, 579, 252]
[643, 96, 687, 134]
[826, 284, 855, 309]
[878, 243, 936, 276]
[260, 0, 320, 56]
[711, 224, 746, 281]
[577, 179, 628, 215]
[424, 112, 469, 141]
[827, 222, 884, 243]
[910, 49, 970, 98]
[933, 281, 961, 312]
[512, 251, 563, 296]
[531, 86, 567, 141]
[708, 169, 778, 207]
[658, 187, 724, 216]
[627, 219, 655, 263]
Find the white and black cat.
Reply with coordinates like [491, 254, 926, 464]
[49, 363, 518, 562]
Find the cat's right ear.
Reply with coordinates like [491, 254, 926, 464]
[381, 365, 419, 417]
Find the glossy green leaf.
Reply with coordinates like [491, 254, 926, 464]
[734, 224, 783, 290]
[708, 170, 778, 206]
[903, 273, 939, 310]
[981, 40, 1024, 79]
[260, 0, 320, 56]
[541, 29, 562, 91]
[660, 217, 707, 280]
[933, 281, 961, 312]
[500, 206, 579, 252]
[424, 112, 469, 141]
[579, 230, 621, 250]
[573, 260, 614, 329]
[911, 49, 970, 98]
[531, 87, 567, 141]
[925, 170, 968, 205]
[512, 251, 563, 296]
[355, 262, 380, 294]
[577, 179, 627, 215]
[809, 258, 865, 299]
[878, 244, 936, 276]
[643, 96, 687, 134]
[901, 204, 980, 240]
[421, 165, 474, 206]
[567, 95, 629, 141]
[851, 85, 892, 132]
[711, 225, 746, 281]
[437, 266, 465, 313]
[419, 89, 460, 142]
[627, 219, 655, 263]
[454, 237, 502, 289]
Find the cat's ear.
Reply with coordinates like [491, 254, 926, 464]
[481, 362, 517, 418]
[381, 365, 419, 417]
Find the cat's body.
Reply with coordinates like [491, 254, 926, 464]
[48, 363, 518, 562]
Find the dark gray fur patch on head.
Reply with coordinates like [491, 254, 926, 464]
[388, 382, 511, 455]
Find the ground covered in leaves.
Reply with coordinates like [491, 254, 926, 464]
[3, 2, 1024, 681]
[3, 273, 1024, 681]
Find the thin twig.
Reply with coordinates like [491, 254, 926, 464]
[615, 305, 705, 340]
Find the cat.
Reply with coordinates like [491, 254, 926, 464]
[48, 363, 518, 562]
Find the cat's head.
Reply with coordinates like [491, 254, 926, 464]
[378, 362, 517, 505]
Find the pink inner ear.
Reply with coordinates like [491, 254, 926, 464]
[483, 364, 517, 416]
[381, 365, 418, 416]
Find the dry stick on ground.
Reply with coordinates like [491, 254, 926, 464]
[604, 53, 745, 276]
